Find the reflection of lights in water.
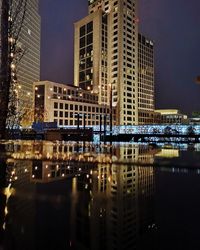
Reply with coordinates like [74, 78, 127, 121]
[5, 206, 8, 216]
[2, 184, 15, 230]
[156, 149, 179, 158]
[4, 141, 165, 168]
[3, 184, 15, 199]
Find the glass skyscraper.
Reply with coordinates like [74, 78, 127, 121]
[0, 0, 41, 104]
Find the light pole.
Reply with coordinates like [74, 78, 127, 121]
[109, 83, 113, 138]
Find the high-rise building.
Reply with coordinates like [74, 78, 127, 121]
[74, 0, 139, 125]
[0, 0, 41, 103]
[16, 0, 41, 101]
[138, 33, 157, 124]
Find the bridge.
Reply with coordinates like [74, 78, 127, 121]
[99, 124, 200, 142]
[105, 133, 200, 143]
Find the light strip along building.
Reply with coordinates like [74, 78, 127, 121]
[75, 0, 139, 126]
[34, 81, 115, 127]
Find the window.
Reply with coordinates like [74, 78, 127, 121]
[80, 25, 85, 37]
[80, 37, 85, 48]
[87, 33, 93, 45]
[87, 21, 93, 33]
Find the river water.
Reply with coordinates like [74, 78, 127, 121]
[0, 141, 200, 250]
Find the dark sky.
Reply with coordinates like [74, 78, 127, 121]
[39, 0, 200, 115]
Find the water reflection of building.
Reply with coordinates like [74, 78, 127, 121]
[31, 160, 97, 183]
[0, 143, 158, 250]
[70, 145, 157, 250]
[2, 160, 36, 250]
[155, 149, 179, 158]
[8, 141, 161, 165]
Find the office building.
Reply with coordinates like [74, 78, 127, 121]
[75, 0, 139, 125]
[16, 0, 41, 101]
[155, 109, 188, 124]
[0, 0, 40, 104]
[34, 81, 116, 127]
[138, 33, 157, 124]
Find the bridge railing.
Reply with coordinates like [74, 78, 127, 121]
[111, 125, 200, 135]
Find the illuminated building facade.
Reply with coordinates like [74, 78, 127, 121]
[33, 81, 116, 127]
[75, 0, 139, 126]
[155, 109, 188, 124]
[138, 33, 159, 124]
[16, 0, 40, 103]
[0, 0, 40, 103]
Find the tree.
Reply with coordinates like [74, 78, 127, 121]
[0, 0, 10, 139]
[0, 0, 27, 139]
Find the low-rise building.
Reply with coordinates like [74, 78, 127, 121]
[155, 109, 188, 124]
[33, 81, 116, 127]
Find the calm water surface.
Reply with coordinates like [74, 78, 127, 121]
[0, 141, 200, 250]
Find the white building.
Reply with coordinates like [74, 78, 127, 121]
[33, 81, 115, 127]
[74, 0, 139, 126]
[155, 109, 188, 124]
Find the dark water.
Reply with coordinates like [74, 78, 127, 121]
[0, 141, 200, 250]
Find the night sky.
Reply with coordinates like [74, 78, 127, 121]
[39, 0, 200, 115]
